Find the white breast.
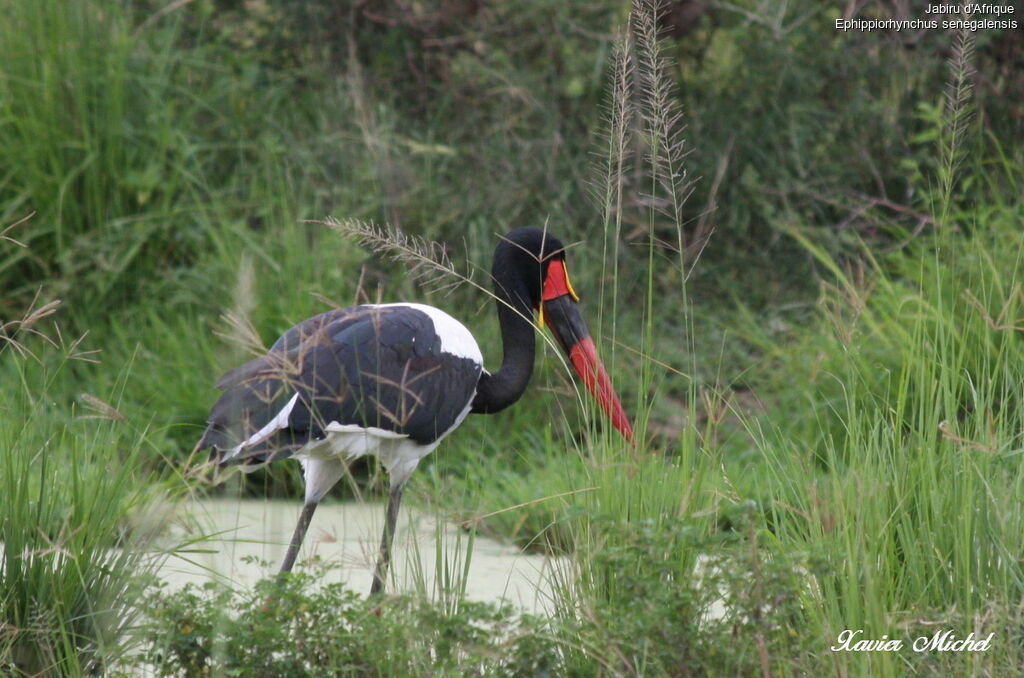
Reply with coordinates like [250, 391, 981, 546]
[296, 397, 474, 504]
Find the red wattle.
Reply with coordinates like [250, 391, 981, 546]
[543, 260, 574, 301]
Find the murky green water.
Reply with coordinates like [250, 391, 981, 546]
[159, 498, 562, 612]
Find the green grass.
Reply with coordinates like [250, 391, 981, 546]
[739, 195, 1024, 674]
[0, 337, 179, 675]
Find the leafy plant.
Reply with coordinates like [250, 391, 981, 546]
[142, 563, 560, 678]
[0, 338, 173, 676]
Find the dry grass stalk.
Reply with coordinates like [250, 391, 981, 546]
[1, 211, 33, 248]
[0, 289, 62, 361]
[77, 393, 127, 422]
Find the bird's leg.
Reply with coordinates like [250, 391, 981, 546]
[277, 501, 318, 580]
[370, 482, 405, 596]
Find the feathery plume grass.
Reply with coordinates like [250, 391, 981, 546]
[0, 289, 62, 361]
[216, 252, 266, 357]
[319, 217, 477, 297]
[938, 21, 976, 223]
[610, 0, 700, 422]
[1, 215, 100, 366]
[77, 393, 128, 422]
[632, 0, 696, 264]
[592, 33, 635, 237]
[591, 31, 635, 350]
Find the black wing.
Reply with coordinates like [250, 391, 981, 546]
[196, 305, 482, 468]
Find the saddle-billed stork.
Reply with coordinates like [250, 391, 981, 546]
[195, 227, 633, 595]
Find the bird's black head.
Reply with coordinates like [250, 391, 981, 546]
[487, 227, 633, 442]
[491, 226, 570, 309]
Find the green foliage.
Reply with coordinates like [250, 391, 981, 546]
[0, 344, 174, 676]
[0, 0, 380, 313]
[142, 564, 560, 678]
[727, 128, 1024, 674]
[0, 1, 191, 305]
[140, 521, 831, 677]
[566, 516, 825, 676]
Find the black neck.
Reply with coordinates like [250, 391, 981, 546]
[471, 279, 536, 414]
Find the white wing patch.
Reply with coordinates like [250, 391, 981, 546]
[223, 392, 299, 462]
[369, 303, 483, 364]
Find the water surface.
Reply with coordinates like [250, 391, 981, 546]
[160, 498, 561, 612]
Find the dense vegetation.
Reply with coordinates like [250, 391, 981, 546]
[2, 0, 1023, 675]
